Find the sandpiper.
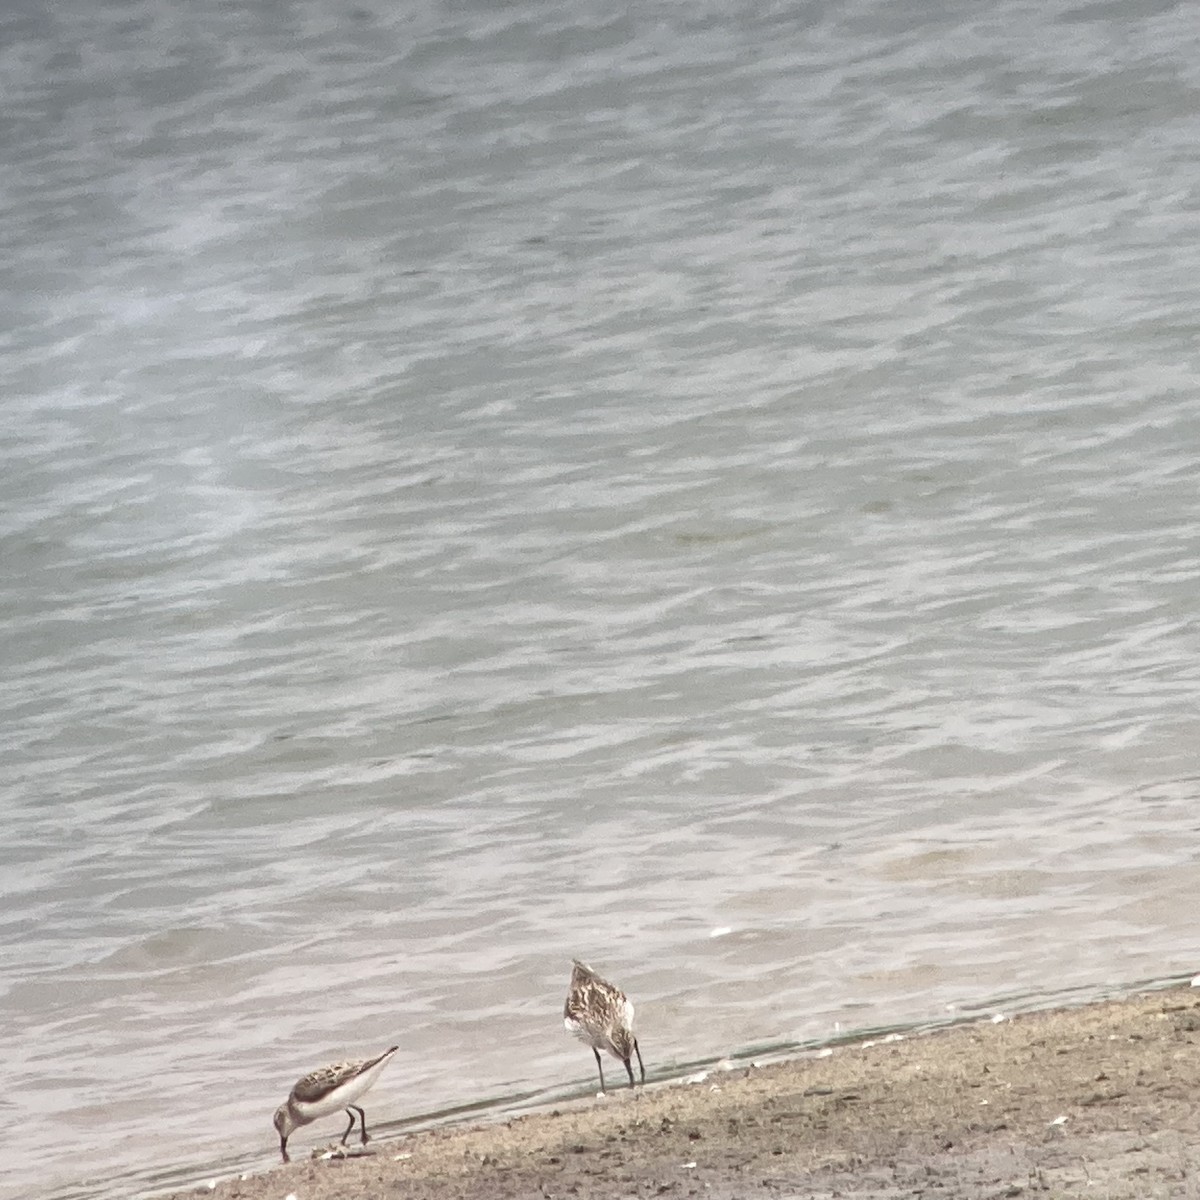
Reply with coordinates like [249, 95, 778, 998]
[563, 958, 645, 1093]
[272, 1045, 398, 1163]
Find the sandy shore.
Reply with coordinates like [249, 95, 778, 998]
[171, 984, 1200, 1200]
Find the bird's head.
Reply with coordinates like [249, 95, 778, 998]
[272, 1104, 296, 1139]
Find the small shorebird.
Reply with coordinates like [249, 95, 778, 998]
[563, 958, 645, 1093]
[272, 1045, 398, 1163]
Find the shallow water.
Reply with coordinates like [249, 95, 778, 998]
[5, 0, 1200, 1196]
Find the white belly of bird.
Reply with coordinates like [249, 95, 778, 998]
[564, 1015, 598, 1046]
[564, 1000, 633, 1056]
[293, 1055, 393, 1123]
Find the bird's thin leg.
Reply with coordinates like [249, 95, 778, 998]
[623, 1056, 635, 1087]
[280, 1136, 290, 1164]
[634, 1038, 646, 1083]
[340, 1109, 357, 1146]
[353, 1105, 370, 1145]
[593, 1047, 606, 1093]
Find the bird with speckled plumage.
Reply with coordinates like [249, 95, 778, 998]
[272, 1045, 397, 1162]
[563, 959, 645, 1093]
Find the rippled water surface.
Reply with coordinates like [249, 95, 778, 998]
[5, 0, 1200, 1195]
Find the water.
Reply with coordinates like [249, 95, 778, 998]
[4, 0, 1200, 1195]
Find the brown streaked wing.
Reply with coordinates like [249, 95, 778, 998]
[292, 1057, 370, 1103]
[566, 972, 624, 1025]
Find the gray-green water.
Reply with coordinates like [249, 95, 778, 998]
[5, 0, 1200, 1195]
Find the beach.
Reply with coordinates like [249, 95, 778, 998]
[169, 984, 1200, 1200]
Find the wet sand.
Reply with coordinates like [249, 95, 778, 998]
[171, 984, 1200, 1200]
